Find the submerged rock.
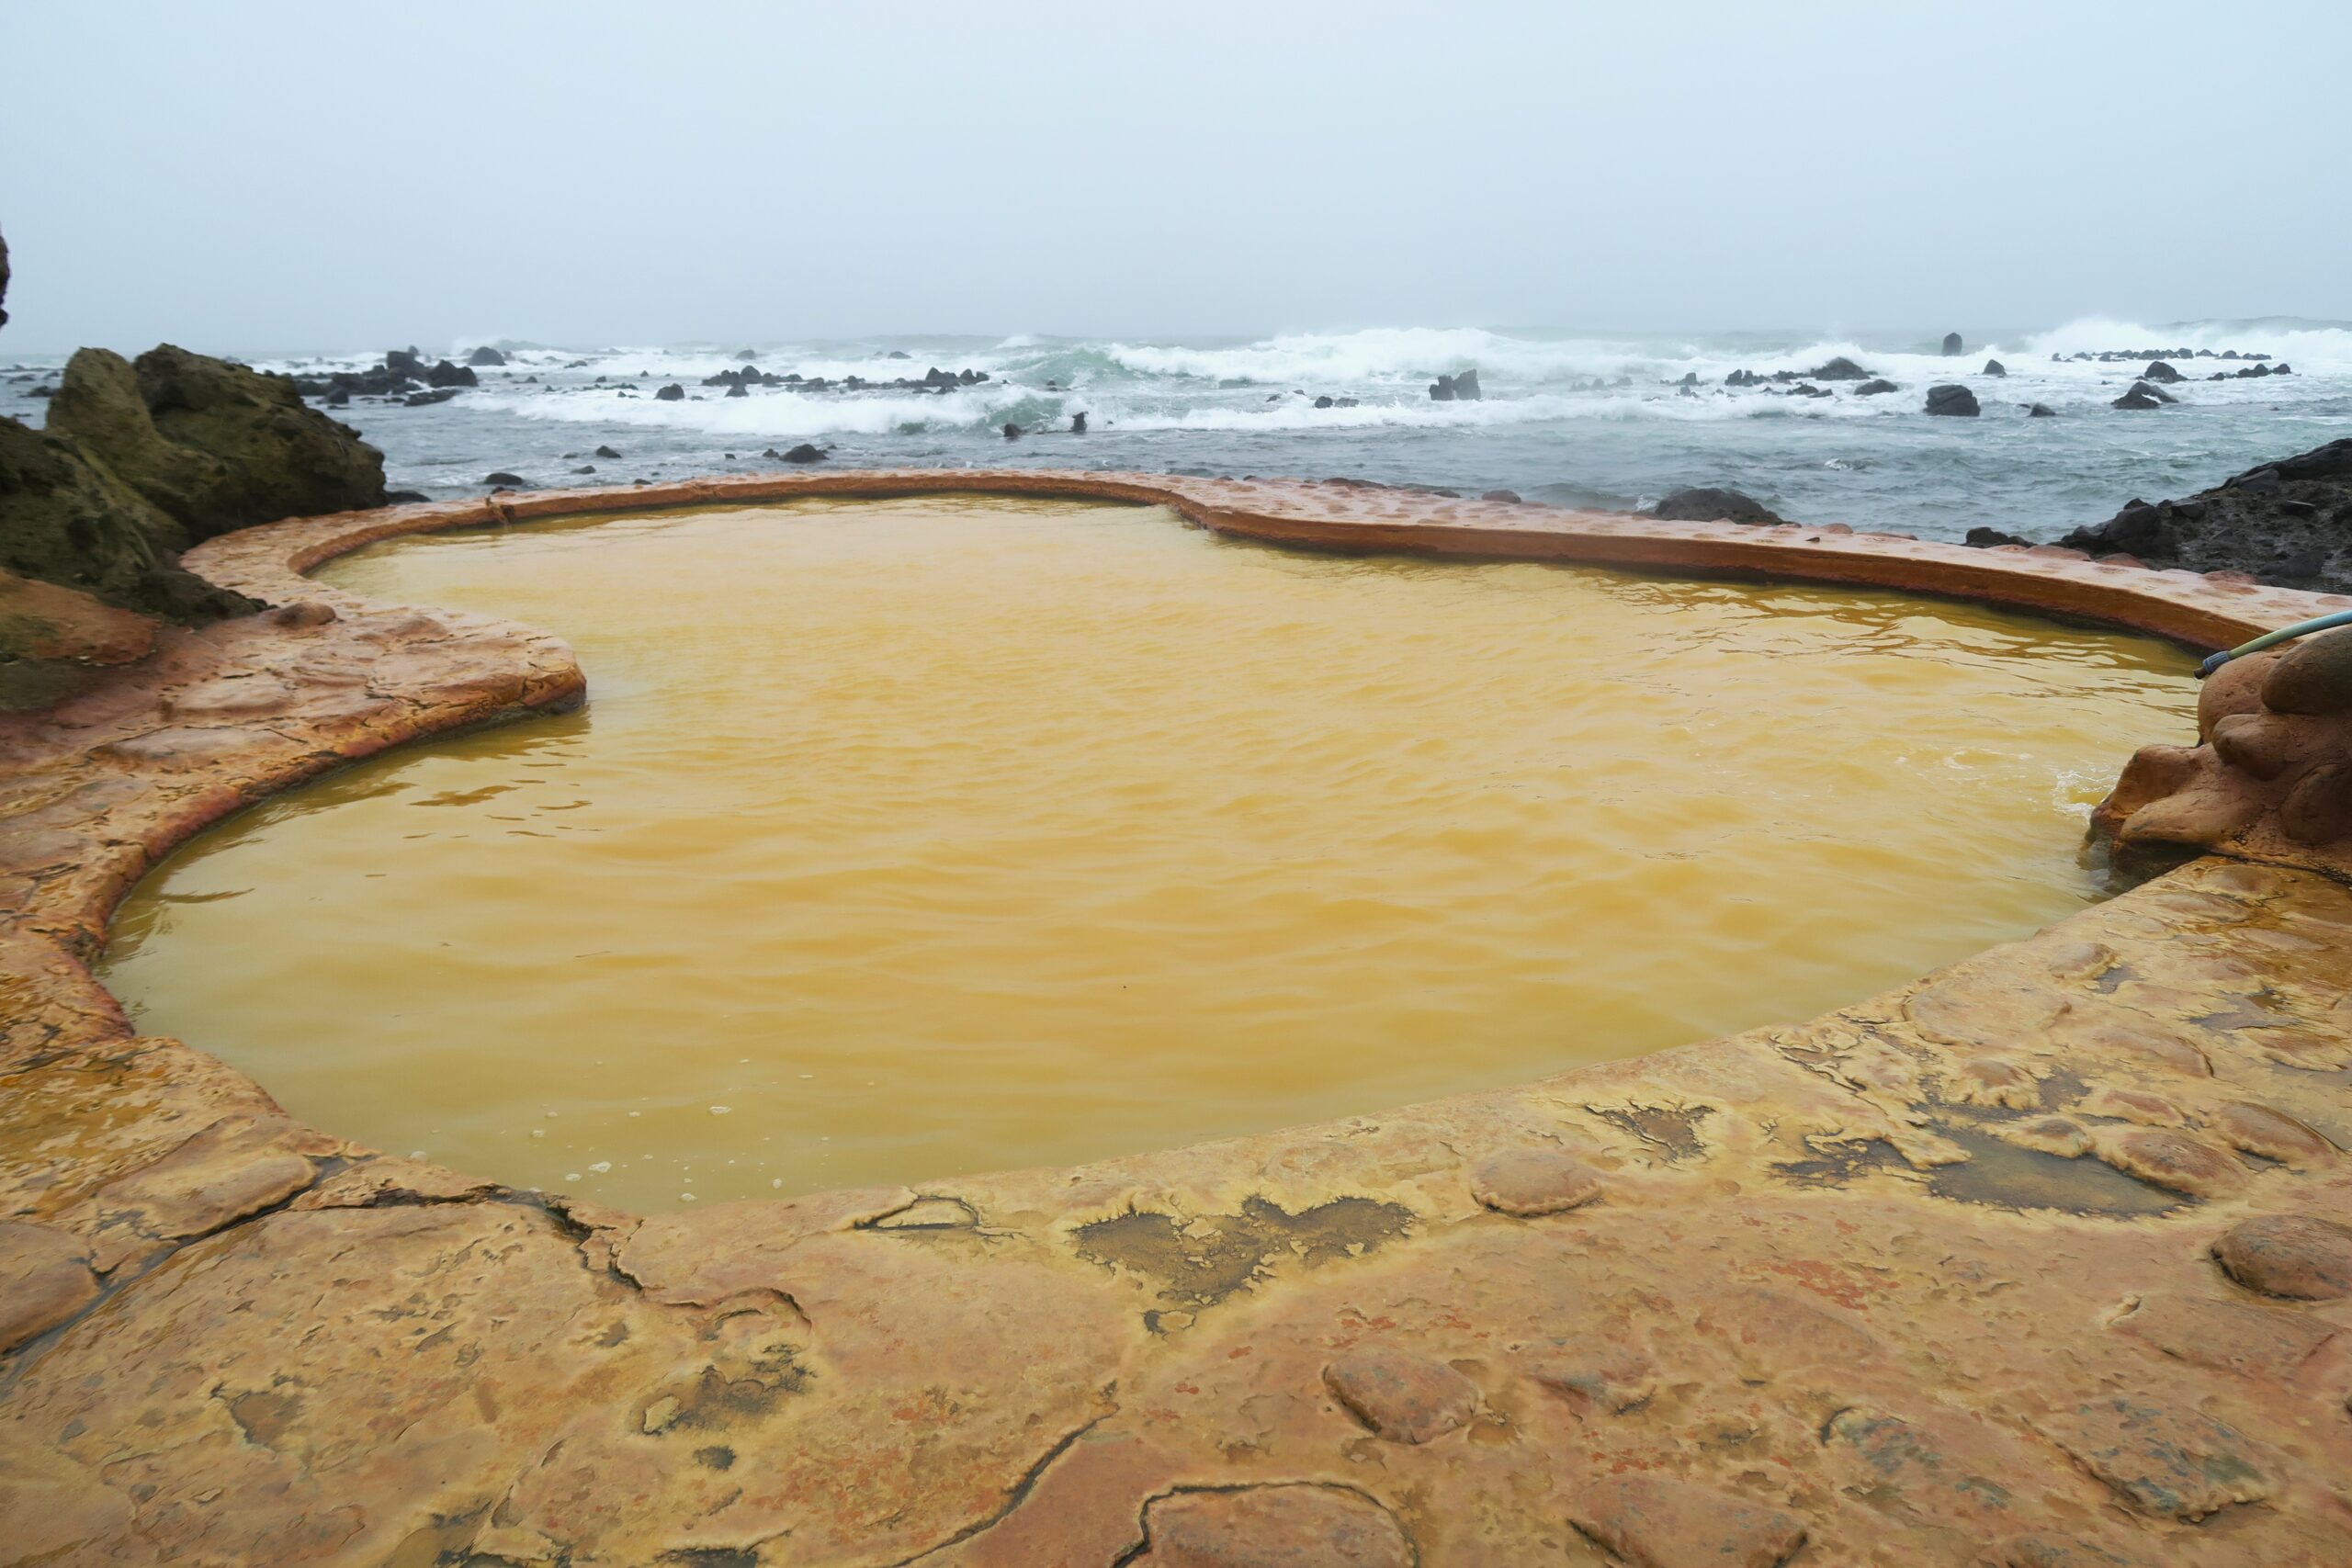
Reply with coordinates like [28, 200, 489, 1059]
[1650, 487, 1785, 525]
[1855, 378, 1899, 396]
[483, 471, 526, 488]
[2112, 381, 2174, 410]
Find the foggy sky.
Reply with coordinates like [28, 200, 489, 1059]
[3, 1, 2346, 355]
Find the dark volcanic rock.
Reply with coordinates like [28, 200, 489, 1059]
[594, 445, 622, 459]
[1966, 527, 2032, 547]
[1982, 358, 2007, 377]
[1429, 369, 1482, 401]
[1808, 356, 1872, 380]
[483, 471, 527, 488]
[466, 346, 507, 367]
[1941, 332, 1963, 355]
[1854, 378, 1899, 396]
[2055, 437, 2352, 590]
[779, 444, 826, 463]
[1925, 384, 1980, 416]
[1650, 487, 1785, 525]
[655, 383, 685, 401]
[2112, 381, 2174, 410]
[2143, 359, 2184, 384]
[2028, 403, 2057, 417]
[424, 360, 478, 389]
[385, 348, 426, 378]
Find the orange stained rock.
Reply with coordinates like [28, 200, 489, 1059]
[2, 470, 2351, 1565]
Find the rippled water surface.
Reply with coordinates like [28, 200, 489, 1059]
[103, 498, 2197, 1208]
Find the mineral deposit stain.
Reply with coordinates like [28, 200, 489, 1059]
[1072, 1195, 1416, 1308]
[1925, 1125, 2184, 1216]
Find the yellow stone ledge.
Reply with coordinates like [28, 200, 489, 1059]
[2, 471, 2349, 1566]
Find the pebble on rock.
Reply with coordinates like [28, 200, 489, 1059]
[1569, 1473, 1806, 1568]
[1320, 1345, 1480, 1443]
[1469, 1147, 1603, 1215]
[2213, 1213, 2352, 1299]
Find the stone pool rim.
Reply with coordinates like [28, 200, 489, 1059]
[6, 469, 2352, 1566]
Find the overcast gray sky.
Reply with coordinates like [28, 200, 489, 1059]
[3, 1, 2345, 354]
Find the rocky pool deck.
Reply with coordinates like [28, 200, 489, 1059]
[5, 472, 2352, 1566]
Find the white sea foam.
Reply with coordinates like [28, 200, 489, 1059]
[495, 385, 1032, 438]
[2024, 316, 2352, 369]
[1101, 326, 1656, 385]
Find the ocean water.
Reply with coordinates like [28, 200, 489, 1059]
[8, 318, 2351, 542]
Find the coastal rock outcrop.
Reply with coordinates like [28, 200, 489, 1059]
[1429, 369, 1482, 401]
[0, 399, 258, 629]
[45, 346, 385, 546]
[1925, 384, 1979, 416]
[1941, 332, 1963, 355]
[1650, 487, 1785, 525]
[0, 231, 390, 700]
[466, 346, 507, 367]
[2055, 436, 2352, 591]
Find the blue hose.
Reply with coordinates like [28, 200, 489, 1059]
[2197, 608, 2352, 679]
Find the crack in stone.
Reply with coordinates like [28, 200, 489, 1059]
[1106, 1481, 1420, 1568]
[881, 1407, 1115, 1566]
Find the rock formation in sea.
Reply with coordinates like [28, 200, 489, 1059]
[2056, 437, 2352, 591]
[1428, 369, 1482, 401]
[1924, 383, 1979, 416]
[1941, 331, 1963, 355]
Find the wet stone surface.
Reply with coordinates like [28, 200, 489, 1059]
[4, 473, 2352, 1564]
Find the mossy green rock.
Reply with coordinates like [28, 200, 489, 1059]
[0, 415, 254, 624]
[48, 344, 385, 544]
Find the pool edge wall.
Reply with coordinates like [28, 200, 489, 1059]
[4, 470, 2350, 1565]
